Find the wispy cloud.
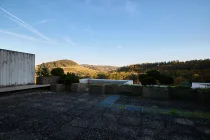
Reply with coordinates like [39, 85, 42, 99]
[35, 20, 49, 24]
[0, 6, 52, 41]
[0, 29, 38, 41]
[63, 36, 76, 47]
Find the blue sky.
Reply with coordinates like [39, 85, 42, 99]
[0, 0, 210, 66]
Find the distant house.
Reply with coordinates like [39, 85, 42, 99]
[192, 82, 210, 88]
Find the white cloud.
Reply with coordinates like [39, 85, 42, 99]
[0, 29, 38, 41]
[0, 6, 52, 41]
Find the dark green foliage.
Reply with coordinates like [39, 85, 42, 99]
[118, 59, 210, 72]
[97, 73, 108, 79]
[159, 75, 174, 85]
[118, 59, 210, 83]
[138, 74, 148, 80]
[51, 67, 64, 76]
[60, 73, 79, 85]
[127, 73, 139, 84]
[138, 70, 174, 85]
[141, 77, 156, 85]
[36, 65, 50, 77]
[146, 70, 161, 80]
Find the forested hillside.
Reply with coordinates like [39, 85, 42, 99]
[81, 64, 118, 72]
[118, 59, 210, 83]
[36, 59, 210, 84]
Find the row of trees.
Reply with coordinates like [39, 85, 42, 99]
[138, 70, 173, 85]
[118, 59, 210, 83]
[118, 59, 210, 72]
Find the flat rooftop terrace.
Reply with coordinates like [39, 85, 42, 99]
[0, 91, 210, 140]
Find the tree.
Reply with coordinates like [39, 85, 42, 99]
[159, 75, 174, 85]
[146, 70, 161, 80]
[96, 73, 108, 79]
[61, 73, 79, 85]
[127, 73, 139, 84]
[51, 67, 64, 76]
[138, 74, 148, 81]
[141, 77, 156, 85]
[36, 65, 50, 77]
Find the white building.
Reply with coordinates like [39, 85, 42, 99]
[192, 82, 210, 89]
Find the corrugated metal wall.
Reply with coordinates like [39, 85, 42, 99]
[0, 49, 35, 87]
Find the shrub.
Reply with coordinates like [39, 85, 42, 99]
[138, 73, 148, 81]
[61, 73, 79, 85]
[159, 75, 174, 85]
[51, 67, 64, 76]
[36, 65, 50, 77]
[146, 70, 161, 80]
[141, 77, 156, 85]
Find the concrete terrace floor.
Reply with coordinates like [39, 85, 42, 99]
[0, 91, 210, 140]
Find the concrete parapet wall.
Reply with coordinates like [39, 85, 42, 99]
[118, 85, 143, 96]
[168, 88, 198, 101]
[89, 84, 105, 95]
[50, 84, 66, 92]
[36, 76, 60, 85]
[71, 83, 87, 93]
[142, 87, 169, 100]
[105, 85, 119, 95]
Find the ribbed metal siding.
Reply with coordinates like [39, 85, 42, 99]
[0, 49, 35, 87]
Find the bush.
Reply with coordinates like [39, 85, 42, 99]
[159, 75, 174, 85]
[97, 73, 108, 79]
[141, 77, 156, 85]
[138, 73, 148, 81]
[146, 70, 161, 80]
[60, 73, 79, 85]
[51, 67, 64, 76]
[36, 65, 50, 77]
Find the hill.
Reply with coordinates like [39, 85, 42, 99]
[36, 59, 210, 83]
[36, 60, 118, 78]
[81, 64, 118, 72]
[118, 59, 210, 72]
[118, 59, 210, 83]
[37, 60, 78, 69]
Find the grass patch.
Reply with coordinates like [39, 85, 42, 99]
[168, 109, 179, 116]
[111, 104, 126, 109]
